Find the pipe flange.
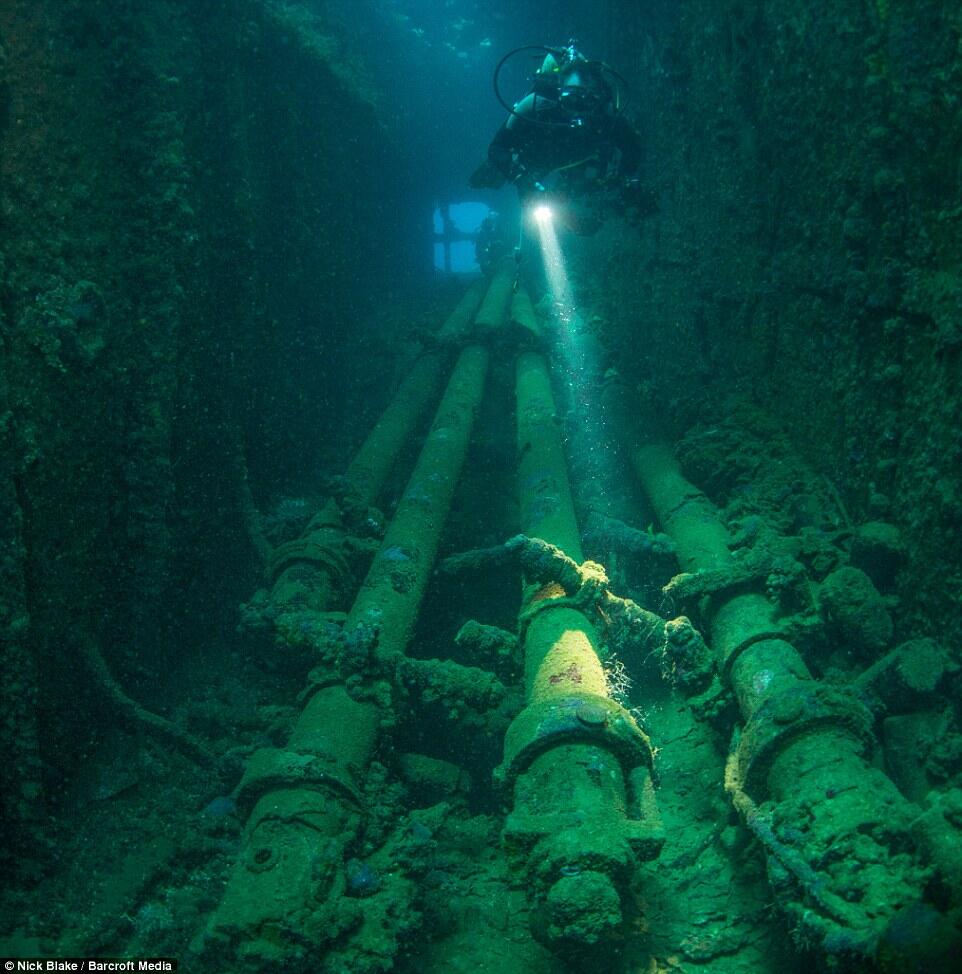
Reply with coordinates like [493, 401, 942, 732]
[729, 684, 874, 800]
[495, 693, 654, 792]
[233, 746, 364, 819]
[517, 594, 601, 646]
[530, 827, 634, 889]
[268, 532, 352, 587]
[297, 668, 346, 706]
[712, 592, 785, 684]
[720, 629, 787, 685]
[304, 509, 347, 533]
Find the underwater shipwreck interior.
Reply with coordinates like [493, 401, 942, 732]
[2, 0, 962, 971]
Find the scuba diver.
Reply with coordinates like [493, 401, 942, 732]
[470, 43, 649, 233]
[474, 210, 509, 274]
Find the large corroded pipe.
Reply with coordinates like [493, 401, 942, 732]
[472, 255, 516, 338]
[267, 281, 485, 615]
[497, 316, 662, 956]
[199, 279, 500, 968]
[347, 340, 490, 665]
[343, 281, 486, 508]
[630, 441, 937, 961]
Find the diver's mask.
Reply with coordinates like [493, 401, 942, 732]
[558, 65, 607, 120]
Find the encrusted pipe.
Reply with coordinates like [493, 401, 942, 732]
[198, 277, 498, 969]
[346, 338, 491, 667]
[267, 281, 485, 614]
[343, 281, 486, 508]
[497, 312, 663, 957]
[630, 440, 943, 963]
[472, 256, 516, 338]
[508, 286, 544, 347]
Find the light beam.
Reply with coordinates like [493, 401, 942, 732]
[532, 203, 617, 522]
